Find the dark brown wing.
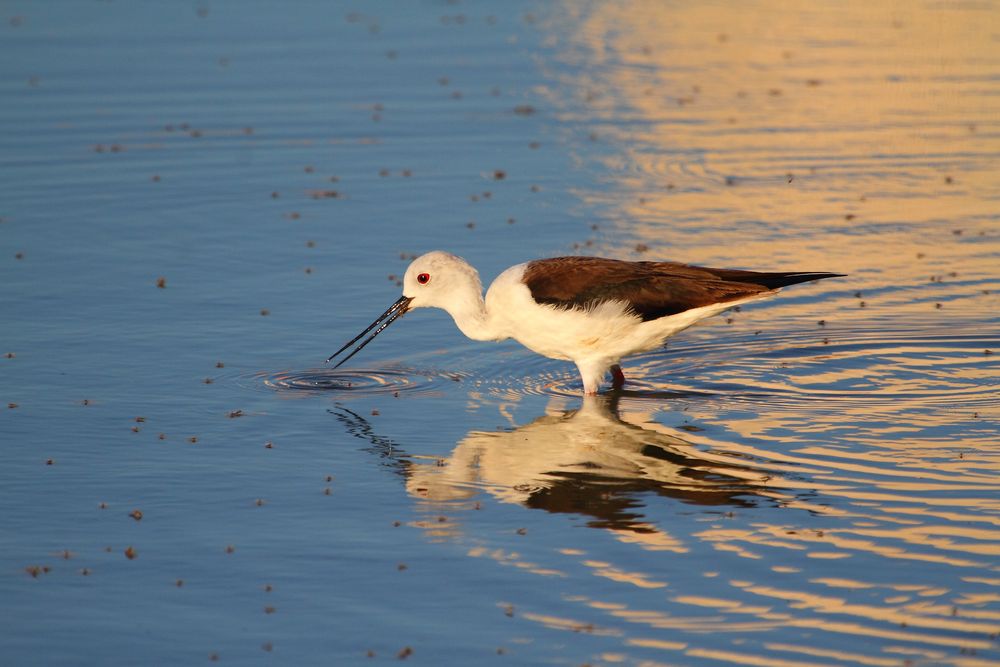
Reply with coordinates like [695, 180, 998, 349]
[523, 256, 843, 322]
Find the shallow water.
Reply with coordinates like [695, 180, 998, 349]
[2, 1, 999, 665]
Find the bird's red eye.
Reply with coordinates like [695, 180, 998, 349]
[417, 273, 430, 285]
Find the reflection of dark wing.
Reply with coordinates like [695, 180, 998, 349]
[524, 443, 761, 533]
[523, 256, 844, 321]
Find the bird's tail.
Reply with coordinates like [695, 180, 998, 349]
[707, 269, 846, 290]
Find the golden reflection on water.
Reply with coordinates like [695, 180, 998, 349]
[388, 392, 1000, 660]
[540, 1, 1000, 299]
[343, 1, 1000, 663]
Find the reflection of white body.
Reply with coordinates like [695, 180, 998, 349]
[328, 251, 840, 394]
[405, 397, 774, 521]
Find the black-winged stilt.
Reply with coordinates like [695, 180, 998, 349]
[327, 251, 843, 394]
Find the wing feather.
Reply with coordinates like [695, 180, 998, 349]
[523, 257, 842, 322]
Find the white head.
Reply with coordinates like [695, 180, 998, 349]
[326, 251, 489, 368]
[402, 251, 484, 311]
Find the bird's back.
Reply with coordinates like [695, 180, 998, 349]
[521, 256, 843, 321]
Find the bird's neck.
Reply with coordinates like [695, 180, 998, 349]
[446, 288, 501, 342]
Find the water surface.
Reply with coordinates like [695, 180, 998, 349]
[2, 1, 998, 665]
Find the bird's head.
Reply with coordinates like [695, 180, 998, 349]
[325, 250, 483, 368]
[402, 251, 482, 310]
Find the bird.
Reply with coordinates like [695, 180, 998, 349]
[327, 251, 844, 395]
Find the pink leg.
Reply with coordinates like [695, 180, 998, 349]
[610, 364, 625, 390]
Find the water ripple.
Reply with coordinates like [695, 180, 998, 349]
[250, 366, 470, 398]
[463, 325, 998, 418]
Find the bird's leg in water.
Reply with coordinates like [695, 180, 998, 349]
[611, 364, 626, 390]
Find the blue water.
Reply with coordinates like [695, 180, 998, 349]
[3, 2, 999, 665]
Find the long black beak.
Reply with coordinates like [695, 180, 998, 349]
[325, 295, 413, 368]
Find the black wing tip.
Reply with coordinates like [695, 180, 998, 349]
[761, 272, 846, 289]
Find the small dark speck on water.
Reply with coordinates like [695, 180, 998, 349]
[204, 378, 214, 384]
[397, 646, 413, 660]
[310, 190, 340, 199]
[156, 277, 166, 288]
[129, 509, 143, 521]
[225, 545, 235, 554]
[818, 320, 826, 327]
[260, 309, 270, 316]
[228, 410, 244, 418]
[124, 546, 137, 560]
[264, 441, 273, 449]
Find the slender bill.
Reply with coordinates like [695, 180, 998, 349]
[326, 295, 413, 368]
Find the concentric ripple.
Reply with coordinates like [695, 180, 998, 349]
[461, 324, 999, 420]
[253, 366, 471, 398]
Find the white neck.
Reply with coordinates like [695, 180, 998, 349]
[445, 287, 502, 341]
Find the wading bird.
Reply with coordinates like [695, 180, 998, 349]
[328, 251, 842, 394]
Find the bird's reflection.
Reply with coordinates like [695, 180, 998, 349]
[333, 395, 788, 534]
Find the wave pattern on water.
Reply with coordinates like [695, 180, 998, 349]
[252, 366, 470, 398]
